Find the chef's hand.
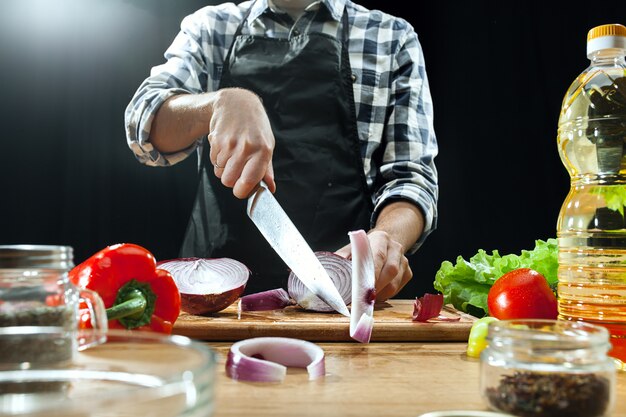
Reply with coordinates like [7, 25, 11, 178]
[335, 230, 413, 302]
[209, 88, 276, 199]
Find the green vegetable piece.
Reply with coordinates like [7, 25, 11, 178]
[466, 316, 499, 358]
[590, 185, 626, 217]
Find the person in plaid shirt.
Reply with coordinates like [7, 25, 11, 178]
[125, 0, 438, 300]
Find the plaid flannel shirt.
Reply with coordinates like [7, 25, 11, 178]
[124, 0, 438, 252]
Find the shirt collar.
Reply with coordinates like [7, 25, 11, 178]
[246, 0, 346, 24]
[322, 0, 346, 21]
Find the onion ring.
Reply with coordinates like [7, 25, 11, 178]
[348, 230, 376, 343]
[225, 337, 325, 382]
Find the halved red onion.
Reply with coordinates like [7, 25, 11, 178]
[412, 293, 460, 322]
[287, 251, 352, 312]
[157, 257, 249, 315]
[238, 288, 295, 312]
[226, 337, 325, 382]
[348, 230, 375, 343]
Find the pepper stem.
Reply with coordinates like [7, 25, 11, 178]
[106, 289, 148, 320]
[105, 279, 157, 329]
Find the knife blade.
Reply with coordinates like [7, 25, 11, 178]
[247, 182, 350, 317]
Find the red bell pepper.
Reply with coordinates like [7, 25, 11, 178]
[70, 243, 181, 334]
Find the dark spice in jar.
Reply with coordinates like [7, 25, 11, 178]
[0, 303, 71, 326]
[486, 371, 610, 417]
[0, 305, 74, 395]
[0, 305, 74, 364]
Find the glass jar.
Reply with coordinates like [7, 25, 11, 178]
[480, 319, 616, 417]
[0, 329, 217, 416]
[0, 245, 107, 366]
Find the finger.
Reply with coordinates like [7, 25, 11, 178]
[220, 154, 245, 190]
[213, 155, 227, 177]
[395, 259, 413, 295]
[208, 138, 230, 178]
[376, 241, 403, 292]
[334, 243, 352, 260]
[233, 155, 270, 199]
[368, 236, 389, 282]
[263, 160, 276, 193]
[208, 134, 223, 166]
[376, 279, 398, 302]
[376, 258, 412, 301]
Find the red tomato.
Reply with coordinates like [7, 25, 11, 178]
[487, 268, 558, 320]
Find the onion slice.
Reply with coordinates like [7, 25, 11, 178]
[348, 230, 376, 343]
[238, 288, 295, 312]
[225, 337, 325, 382]
[412, 293, 460, 322]
[287, 252, 352, 312]
[157, 257, 249, 315]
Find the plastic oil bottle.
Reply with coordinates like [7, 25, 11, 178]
[557, 23, 626, 371]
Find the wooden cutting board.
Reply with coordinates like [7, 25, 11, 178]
[172, 299, 477, 342]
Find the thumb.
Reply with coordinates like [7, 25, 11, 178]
[334, 243, 352, 260]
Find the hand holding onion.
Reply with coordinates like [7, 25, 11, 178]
[336, 230, 412, 302]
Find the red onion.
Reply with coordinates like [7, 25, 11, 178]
[348, 230, 375, 343]
[157, 257, 249, 315]
[225, 337, 325, 382]
[412, 293, 461, 322]
[287, 251, 352, 312]
[238, 288, 295, 312]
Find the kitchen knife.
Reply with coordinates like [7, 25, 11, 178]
[247, 182, 350, 317]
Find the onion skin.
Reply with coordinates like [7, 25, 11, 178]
[158, 257, 250, 315]
[226, 337, 325, 383]
[412, 293, 460, 322]
[181, 285, 245, 315]
[348, 230, 376, 343]
[239, 288, 295, 312]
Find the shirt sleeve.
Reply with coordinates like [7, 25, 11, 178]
[371, 25, 439, 254]
[124, 11, 212, 167]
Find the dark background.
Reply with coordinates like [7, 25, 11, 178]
[1, 0, 624, 298]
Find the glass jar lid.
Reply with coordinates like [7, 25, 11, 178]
[485, 319, 612, 366]
[0, 245, 74, 271]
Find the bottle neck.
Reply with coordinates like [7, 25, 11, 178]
[589, 49, 626, 66]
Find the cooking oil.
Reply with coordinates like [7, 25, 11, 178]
[556, 23, 626, 371]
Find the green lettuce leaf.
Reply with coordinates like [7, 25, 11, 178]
[433, 238, 558, 317]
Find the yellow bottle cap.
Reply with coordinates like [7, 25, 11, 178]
[587, 23, 626, 57]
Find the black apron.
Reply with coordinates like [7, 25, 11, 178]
[180, 5, 373, 294]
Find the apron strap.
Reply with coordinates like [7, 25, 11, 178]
[225, 2, 350, 67]
[224, 2, 255, 67]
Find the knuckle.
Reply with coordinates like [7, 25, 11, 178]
[369, 229, 390, 241]
[373, 247, 387, 264]
[221, 175, 236, 188]
[385, 262, 400, 278]
[236, 177, 257, 191]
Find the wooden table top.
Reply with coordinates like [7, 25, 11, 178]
[208, 341, 626, 417]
